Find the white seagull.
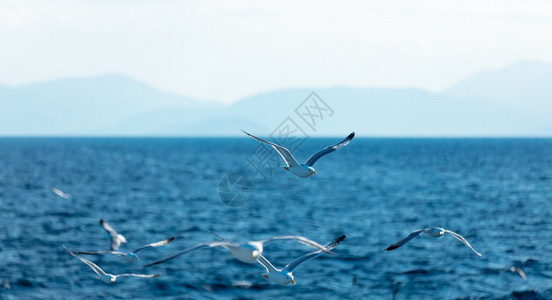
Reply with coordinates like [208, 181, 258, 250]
[64, 246, 159, 284]
[143, 232, 333, 268]
[75, 237, 175, 262]
[100, 219, 127, 251]
[50, 187, 70, 199]
[257, 234, 347, 285]
[385, 227, 482, 256]
[501, 266, 527, 280]
[242, 130, 355, 178]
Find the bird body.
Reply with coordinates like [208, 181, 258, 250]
[225, 242, 263, 263]
[425, 228, 445, 238]
[285, 165, 316, 178]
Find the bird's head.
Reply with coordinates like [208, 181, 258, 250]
[106, 275, 116, 283]
[308, 166, 316, 175]
[286, 272, 295, 285]
[127, 253, 139, 262]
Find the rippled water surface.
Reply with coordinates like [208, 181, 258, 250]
[1, 138, 552, 299]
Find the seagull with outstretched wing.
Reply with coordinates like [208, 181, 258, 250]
[500, 266, 527, 280]
[256, 234, 346, 285]
[99, 219, 127, 251]
[64, 246, 159, 284]
[242, 130, 355, 178]
[75, 237, 175, 262]
[385, 227, 481, 256]
[143, 231, 332, 268]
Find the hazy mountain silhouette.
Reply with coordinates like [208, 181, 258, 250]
[0, 73, 217, 135]
[444, 60, 552, 114]
[1, 61, 551, 136]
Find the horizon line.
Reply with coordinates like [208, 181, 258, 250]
[1, 135, 552, 139]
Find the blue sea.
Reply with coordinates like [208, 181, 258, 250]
[1, 138, 552, 299]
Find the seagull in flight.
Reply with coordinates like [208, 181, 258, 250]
[75, 237, 175, 262]
[385, 227, 482, 256]
[241, 130, 355, 178]
[143, 232, 333, 268]
[64, 246, 159, 284]
[50, 187, 70, 199]
[256, 234, 347, 285]
[100, 219, 127, 251]
[501, 266, 527, 280]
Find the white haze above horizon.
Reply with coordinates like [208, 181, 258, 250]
[1, 1, 552, 104]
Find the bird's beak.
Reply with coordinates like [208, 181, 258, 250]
[313, 171, 316, 174]
[291, 280, 296, 284]
[263, 275, 269, 278]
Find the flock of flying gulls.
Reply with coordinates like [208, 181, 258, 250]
[61, 130, 522, 287]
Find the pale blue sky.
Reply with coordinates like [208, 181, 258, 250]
[1, 0, 552, 103]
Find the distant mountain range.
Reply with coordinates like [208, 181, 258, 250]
[1, 60, 551, 137]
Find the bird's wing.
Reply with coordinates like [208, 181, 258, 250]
[50, 187, 69, 199]
[142, 242, 229, 268]
[99, 219, 127, 250]
[241, 130, 300, 167]
[99, 219, 117, 237]
[304, 132, 355, 166]
[283, 234, 346, 273]
[116, 273, 160, 278]
[132, 237, 175, 253]
[74, 251, 125, 255]
[384, 229, 426, 251]
[515, 268, 527, 280]
[111, 235, 127, 251]
[64, 245, 109, 277]
[259, 236, 334, 254]
[444, 230, 482, 256]
[256, 254, 278, 273]
[207, 231, 238, 245]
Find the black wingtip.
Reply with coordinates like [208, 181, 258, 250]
[142, 262, 155, 269]
[348, 132, 355, 140]
[167, 237, 175, 243]
[335, 234, 347, 244]
[240, 129, 256, 138]
[385, 245, 398, 251]
[99, 219, 104, 224]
